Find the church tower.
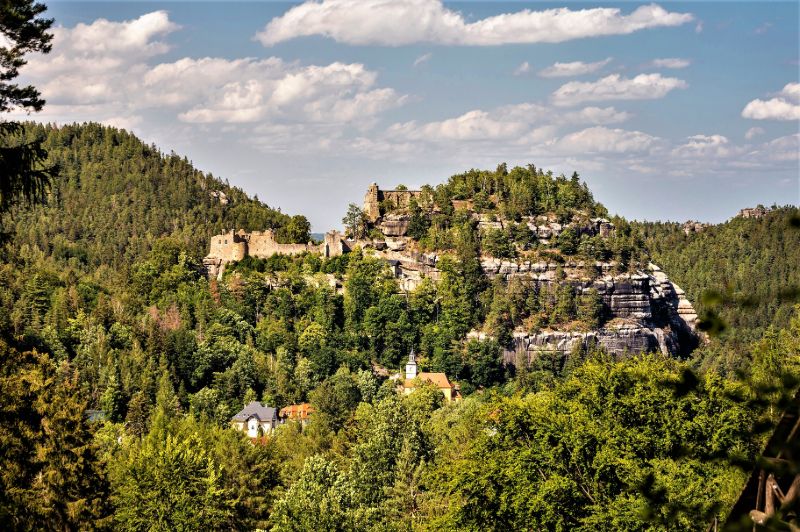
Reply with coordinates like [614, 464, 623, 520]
[405, 349, 417, 380]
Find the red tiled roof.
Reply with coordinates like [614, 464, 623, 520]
[404, 372, 452, 389]
[280, 403, 315, 420]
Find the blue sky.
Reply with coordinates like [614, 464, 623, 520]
[21, 1, 800, 230]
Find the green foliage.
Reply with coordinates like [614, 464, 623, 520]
[2, 121, 798, 531]
[406, 199, 430, 241]
[342, 203, 367, 239]
[270, 454, 356, 531]
[276, 214, 311, 244]
[638, 207, 800, 348]
[428, 355, 757, 530]
[4, 122, 293, 273]
[556, 226, 579, 255]
[481, 227, 515, 258]
[0, 1, 54, 218]
[0, 343, 111, 530]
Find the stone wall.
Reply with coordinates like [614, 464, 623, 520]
[208, 233, 247, 262]
[247, 230, 310, 258]
[363, 183, 422, 223]
[204, 229, 350, 279]
[738, 206, 770, 219]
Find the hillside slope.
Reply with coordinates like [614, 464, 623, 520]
[3, 122, 300, 275]
[636, 207, 800, 346]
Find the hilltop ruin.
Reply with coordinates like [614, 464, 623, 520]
[203, 229, 350, 279]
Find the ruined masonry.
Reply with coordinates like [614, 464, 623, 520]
[363, 183, 422, 223]
[203, 229, 350, 279]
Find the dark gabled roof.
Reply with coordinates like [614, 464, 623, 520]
[231, 401, 277, 422]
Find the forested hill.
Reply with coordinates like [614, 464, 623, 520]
[636, 207, 800, 346]
[4, 122, 299, 274]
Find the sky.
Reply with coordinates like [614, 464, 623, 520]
[14, 1, 800, 230]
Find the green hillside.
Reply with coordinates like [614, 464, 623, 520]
[5, 122, 302, 274]
[637, 207, 800, 346]
[1, 123, 798, 530]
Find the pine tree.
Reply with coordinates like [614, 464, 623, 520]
[576, 288, 602, 330]
[32, 361, 112, 529]
[0, 343, 111, 530]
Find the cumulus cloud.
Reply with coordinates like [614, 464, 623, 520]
[742, 82, 800, 120]
[549, 126, 659, 154]
[538, 57, 612, 78]
[178, 61, 406, 124]
[255, 0, 693, 46]
[671, 134, 738, 158]
[754, 133, 800, 162]
[16, 12, 406, 128]
[513, 61, 531, 76]
[551, 73, 688, 106]
[23, 11, 178, 107]
[563, 106, 631, 124]
[388, 110, 528, 142]
[385, 103, 631, 145]
[648, 57, 691, 69]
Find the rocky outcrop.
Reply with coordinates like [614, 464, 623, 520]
[380, 215, 411, 237]
[471, 264, 701, 362]
[682, 220, 709, 235]
[495, 323, 680, 367]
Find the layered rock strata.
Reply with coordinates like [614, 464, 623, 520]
[470, 264, 701, 362]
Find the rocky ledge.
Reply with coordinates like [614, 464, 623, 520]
[471, 263, 702, 363]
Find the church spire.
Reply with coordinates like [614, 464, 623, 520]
[405, 348, 417, 380]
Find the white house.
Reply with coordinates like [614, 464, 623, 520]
[230, 401, 279, 437]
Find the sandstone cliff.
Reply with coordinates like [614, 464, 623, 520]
[470, 263, 701, 362]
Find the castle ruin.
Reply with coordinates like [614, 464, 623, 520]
[363, 183, 422, 223]
[738, 206, 770, 219]
[203, 229, 350, 279]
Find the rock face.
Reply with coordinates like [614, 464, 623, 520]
[501, 325, 679, 367]
[480, 264, 702, 365]
[380, 215, 411, 237]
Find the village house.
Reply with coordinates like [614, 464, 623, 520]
[402, 350, 461, 402]
[231, 401, 280, 437]
[279, 403, 315, 426]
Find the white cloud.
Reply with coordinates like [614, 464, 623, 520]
[385, 102, 631, 146]
[23, 11, 178, 106]
[671, 134, 737, 158]
[562, 106, 631, 125]
[538, 57, 612, 78]
[781, 82, 800, 100]
[742, 82, 800, 121]
[413, 53, 432, 67]
[551, 73, 687, 106]
[255, 0, 693, 46]
[649, 57, 691, 69]
[754, 22, 772, 35]
[745, 127, 765, 140]
[549, 126, 660, 154]
[16, 12, 406, 128]
[171, 61, 408, 124]
[388, 110, 529, 142]
[513, 61, 531, 76]
[757, 133, 800, 162]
